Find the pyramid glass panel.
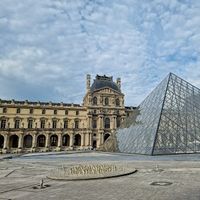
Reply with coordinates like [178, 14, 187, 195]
[114, 73, 200, 155]
[116, 74, 169, 155]
[153, 73, 200, 155]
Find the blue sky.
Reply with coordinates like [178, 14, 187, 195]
[0, 0, 200, 106]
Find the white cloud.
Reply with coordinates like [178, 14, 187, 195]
[0, 0, 200, 105]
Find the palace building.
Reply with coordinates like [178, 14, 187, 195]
[0, 75, 135, 153]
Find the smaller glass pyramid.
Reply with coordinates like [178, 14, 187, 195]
[115, 73, 200, 155]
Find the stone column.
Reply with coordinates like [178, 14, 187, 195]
[3, 134, 8, 150]
[99, 116, 103, 129]
[85, 133, 89, 147]
[70, 133, 74, 149]
[2, 134, 9, 153]
[112, 116, 116, 130]
[32, 134, 37, 151]
[96, 133, 100, 148]
[82, 133, 85, 147]
[88, 132, 91, 146]
[45, 133, 50, 151]
[100, 132, 104, 145]
[18, 134, 23, 149]
[97, 132, 104, 148]
[89, 132, 92, 149]
[57, 133, 62, 151]
[89, 117, 92, 129]
[88, 116, 92, 129]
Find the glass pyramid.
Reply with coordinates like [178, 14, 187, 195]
[116, 73, 200, 155]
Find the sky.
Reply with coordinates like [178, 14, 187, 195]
[0, 0, 200, 106]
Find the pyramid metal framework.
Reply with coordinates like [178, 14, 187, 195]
[116, 73, 200, 155]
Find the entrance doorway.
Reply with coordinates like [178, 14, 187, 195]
[92, 140, 97, 149]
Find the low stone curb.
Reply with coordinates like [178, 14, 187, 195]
[47, 169, 137, 181]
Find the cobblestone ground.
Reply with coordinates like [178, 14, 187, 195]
[0, 152, 200, 200]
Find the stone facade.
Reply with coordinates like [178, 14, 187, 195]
[0, 75, 135, 153]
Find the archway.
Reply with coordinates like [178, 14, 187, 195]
[9, 135, 19, 148]
[104, 133, 110, 142]
[0, 135, 4, 148]
[23, 135, 33, 148]
[37, 135, 46, 147]
[62, 134, 70, 146]
[74, 134, 81, 146]
[50, 134, 58, 146]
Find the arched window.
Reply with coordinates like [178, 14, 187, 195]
[74, 134, 81, 146]
[93, 97, 97, 105]
[23, 135, 33, 148]
[9, 135, 19, 148]
[105, 97, 109, 105]
[62, 134, 70, 146]
[50, 135, 58, 146]
[116, 98, 120, 106]
[0, 135, 4, 148]
[37, 135, 46, 147]
[104, 133, 110, 142]
[104, 118, 110, 129]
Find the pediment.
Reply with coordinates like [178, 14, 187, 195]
[92, 87, 124, 96]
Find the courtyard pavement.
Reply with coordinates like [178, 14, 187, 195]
[0, 151, 200, 200]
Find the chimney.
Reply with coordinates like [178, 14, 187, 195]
[116, 77, 121, 89]
[86, 74, 91, 92]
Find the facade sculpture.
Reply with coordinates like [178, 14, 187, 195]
[0, 75, 135, 153]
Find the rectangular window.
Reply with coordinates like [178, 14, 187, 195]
[76, 111, 79, 115]
[15, 120, 20, 129]
[64, 121, 68, 129]
[54, 110, 57, 115]
[65, 110, 68, 115]
[75, 120, 79, 129]
[52, 120, 57, 129]
[41, 120, 45, 129]
[16, 108, 20, 114]
[30, 108, 33, 114]
[3, 107, 7, 113]
[42, 109, 46, 114]
[0, 119, 6, 129]
[28, 120, 33, 129]
[92, 119, 97, 129]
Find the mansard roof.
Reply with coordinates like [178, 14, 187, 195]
[90, 75, 121, 93]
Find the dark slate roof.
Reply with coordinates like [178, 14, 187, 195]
[90, 75, 121, 93]
[0, 99, 81, 107]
